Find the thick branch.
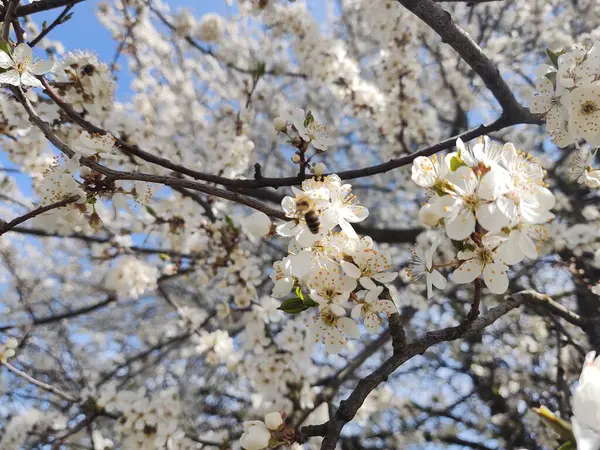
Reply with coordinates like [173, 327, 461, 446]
[300, 293, 525, 449]
[38, 81, 535, 189]
[396, 0, 533, 121]
[7, 0, 85, 18]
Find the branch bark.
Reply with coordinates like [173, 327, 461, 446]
[396, 0, 533, 121]
[300, 292, 525, 449]
[0, 196, 78, 236]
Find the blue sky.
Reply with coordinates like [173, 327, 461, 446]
[34, 0, 230, 98]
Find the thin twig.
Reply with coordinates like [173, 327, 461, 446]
[28, 4, 73, 47]
[0, 196, 78, 236]
[2, 360, 80, 402]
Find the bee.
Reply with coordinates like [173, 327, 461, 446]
[81, 64, 95, 76]
[295, 195, 320, 234]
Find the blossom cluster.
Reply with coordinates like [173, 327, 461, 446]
[408, 136, 555, 296]
[245, 123, 399, 353]
[531, 42, 600, 148]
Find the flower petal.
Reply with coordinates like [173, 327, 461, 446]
[341, 261, 361, 279]
[338, 317, 360, 339]
[452, 259, 482, 284]
[482, 262, 509, 294]
[0, 69, 21, 86]
[13, 43, 33, 63]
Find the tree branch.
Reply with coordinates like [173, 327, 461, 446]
[300, 293, 525, 449]
[0, 196, 78, 236]
[396, 0, 533, 122]
[0, 295, 117, 332]
[2, 360, 80, 402]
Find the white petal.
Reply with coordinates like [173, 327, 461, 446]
[364, 313, 382, 334]
[351, 304, 363, 320]
[452, 259, 482, 284]
[20, 71, 42, 87]
[0, 51, 13, 69]
[359, 277, 377, 290]
[13, 43, 33, 63]
[341, 261, 361, 279]
[482, 262, 509, 294]
[345, 205, 369, 222]
[445, 207, 476, 240]
[372, 271, 397, 283]
[0, 69, 21, 86]
[572, 419, 600, 450]
[272, 278, 294, 298]
[30, 59, 54, 75]
[375, 300, 396, 315]
[519, 232, 538, 259]
[430, 270, 447, 290]
[338, 317, 361, 339]
[477, 202, 509, 232]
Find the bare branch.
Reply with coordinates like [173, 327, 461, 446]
[28, 4, 74, 47]
[2, 360, 80, 402]
[0, 196, 78, 236]
[396, 0, 534, 121]
[300, 293, 525, 449]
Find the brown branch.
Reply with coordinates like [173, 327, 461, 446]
[28, 4, 73, 47]
[520, 289, 586, 327]
[37, 81, 536, 189]
[395, 0, 533, 121]
[4, 0, 85, 18]
[1, 0, 20, 41]
[2, 360, 80, 402]
[0, 295, 117, 332]
[8, 226, 199, 259]
[0, 196, 77, 236]
[299, 293, 525, 449]
[11, 86, 288, 220]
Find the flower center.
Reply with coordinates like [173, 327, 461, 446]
[321, 310, 337, 326]
[581, 100, 598, 115]
[16, 62, 27, 73]
[477, 247, 494, 265]
[463, 194, 480, 211]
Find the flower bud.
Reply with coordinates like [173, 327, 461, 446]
[273, 117, 287, 132]
[313, 162, 326, 176]
[291, 153, 302, 163]
[241, 211, 272, 238]
[89, 211, 103, 230]
[239, 421, 271, 450]
[264, 412, 283, 430]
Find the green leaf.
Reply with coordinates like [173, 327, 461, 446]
[532, 406, 574, 442]
[295, 286, 304, 300]
[0, 39, 11, 56]
[224, 215, 234, 228]
[546, 48, 566, 68]
[304, 110, 315, 128]
[303, 297, 319, 308]
[159, 253, 170, 261]
[557, 442, 575, 450]
[277, 297, 310, 314]
[62, 12, 74, 23]
[145, 206, 157, 217]
[449, 155, 464, 172]
[254, 61, 266, 78]
[544, 71, 557, 87]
